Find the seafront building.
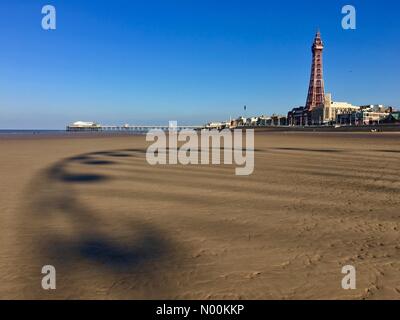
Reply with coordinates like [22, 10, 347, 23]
[67, 121, 101, 131]
[355, 105, 392, 125]
[245, 117, 259, 126]
[381, 112, 400, 124]
[310, 93, 360, 125]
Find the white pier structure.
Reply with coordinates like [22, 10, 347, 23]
[66, 121, 204, 132]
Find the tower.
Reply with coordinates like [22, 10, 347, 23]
[305, 31, 325, 111]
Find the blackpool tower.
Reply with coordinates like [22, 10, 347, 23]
[305, 31, 325, 111]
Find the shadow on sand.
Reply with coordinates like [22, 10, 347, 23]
[274, 147, 342, 153]
[20, 148, 182, 297]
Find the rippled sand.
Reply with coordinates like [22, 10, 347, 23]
[1, 132, 400, 299]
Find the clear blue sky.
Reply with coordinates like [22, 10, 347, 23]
[0, 0, 399, 129]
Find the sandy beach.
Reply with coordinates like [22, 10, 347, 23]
[1, 131, 400, 300]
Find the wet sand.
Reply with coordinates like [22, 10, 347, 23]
[1, 132, 400, 299]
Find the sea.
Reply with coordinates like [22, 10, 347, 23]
[0, 130, 66, 135]
[0, 130, 146, 136]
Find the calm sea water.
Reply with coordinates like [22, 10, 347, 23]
[0, 130, 66, 135]
[0, 130, 146, 136]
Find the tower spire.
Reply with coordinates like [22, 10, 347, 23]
[305, 30, 325, 111]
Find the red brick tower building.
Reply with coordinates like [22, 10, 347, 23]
[305, 31, 325, 111]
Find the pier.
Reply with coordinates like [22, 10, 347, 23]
[66, 122, 204, 132]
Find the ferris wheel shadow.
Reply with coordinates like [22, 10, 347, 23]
[20, 148, 182, 297]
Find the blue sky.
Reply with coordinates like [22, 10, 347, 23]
[0, 0, 399, 129]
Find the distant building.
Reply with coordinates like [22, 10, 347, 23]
[257, 116, 272, 126]
[256, 115, 287, 126]
[334, 105, 393, 126]
[288, 106, 307, 126]
[310, 93, 360, 125]
[359, 105, 389, 113]
[205, 122, 224, 130]
[67, 121, 101, 131]
[382, 112, 400, 124]
[234, 116, 247, 127]
[245, 117, 259, 127]
[271, 115, 287, 126]
[336, 113, 357, 125]
[355, 108, 390, 125]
